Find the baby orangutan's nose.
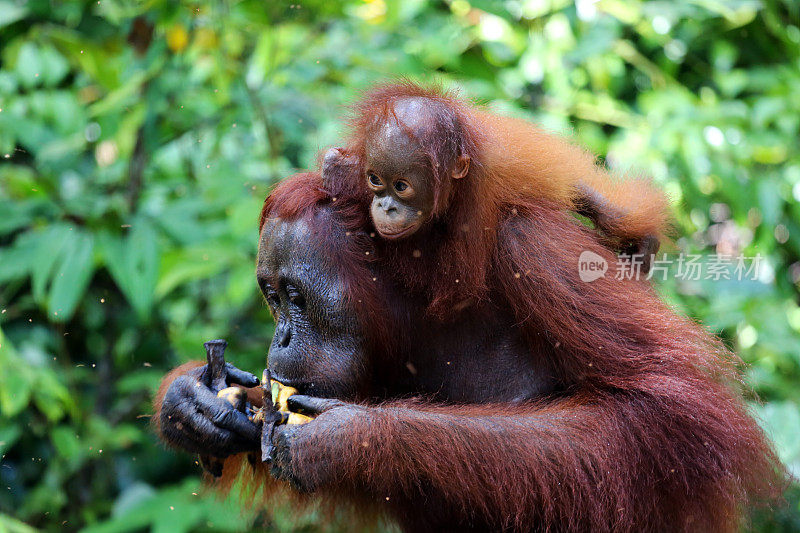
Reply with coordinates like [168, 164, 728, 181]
[379, 197, 399, 214]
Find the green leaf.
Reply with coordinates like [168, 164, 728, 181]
[0, 329, 31, 417]
[51, 426, 84, 463]
[111, 483, 155, 520]
[756, 401, 800, 477]
[469, 0, 519, 21]
[0, 231, 37, 283]
[38, 45, 69, 87]
[14, 42, 43, 89]
[0, 1, 28, 28]
[88, 70, 149, 117]
[31, 225, 72, 303]
[48, 231, 94, 322]
[0, 514, 38, 533]
[0, 425, 22, 456]
[155, 246, 232, 299]
[0, 199, 35, 235]
[0, 371, 31, 416]
[756, 180, 781, 227]
[100, 220, 159, 320]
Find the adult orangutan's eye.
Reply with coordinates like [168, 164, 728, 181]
[368, 172, 382, 187]
[287, 286, 306, 309]
[394, 180, 409, 192]
[266, 291, 280, 308]
[261, 282, 279, 308]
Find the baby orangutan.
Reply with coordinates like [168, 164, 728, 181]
[323, 82, 665, 297]
[362, 96, 471, 240]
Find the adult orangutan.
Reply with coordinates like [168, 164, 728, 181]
[154, 168, 781, 532]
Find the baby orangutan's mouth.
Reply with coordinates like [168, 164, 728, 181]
[376, 221, 421, 240]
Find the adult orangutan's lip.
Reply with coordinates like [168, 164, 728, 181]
[267, 373, 310, 394]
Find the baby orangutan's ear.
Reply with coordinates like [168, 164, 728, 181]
[452, 155, 470, 180]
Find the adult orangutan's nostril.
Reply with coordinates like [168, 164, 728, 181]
[278, 326, 292, 348]
[274, 319, 292, 348]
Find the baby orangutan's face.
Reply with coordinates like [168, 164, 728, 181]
[364, 124, 435, 239]
[364, 97, 470, 240]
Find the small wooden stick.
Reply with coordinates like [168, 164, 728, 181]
[203, 339, 228, 392]
[261, 368, 277, 462]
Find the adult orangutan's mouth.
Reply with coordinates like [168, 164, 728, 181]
[267, 373, 311, 394]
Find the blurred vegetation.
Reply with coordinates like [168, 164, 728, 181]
[0, 0, 798, 531]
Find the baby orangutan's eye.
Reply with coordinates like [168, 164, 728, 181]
[394, 180, 409, 192]
[367, 172, 382, 188]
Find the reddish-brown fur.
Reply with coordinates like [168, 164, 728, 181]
[327, 81, 670, 317]
[247, 169, 785, 531]
[153, 84, 784, 530]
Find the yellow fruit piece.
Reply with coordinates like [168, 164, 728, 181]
[217, 386, 244, 409]
[287, 412, 312, 425]
[270, 379, 313, 425]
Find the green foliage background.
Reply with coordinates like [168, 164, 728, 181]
[0, 0, 798, 530]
